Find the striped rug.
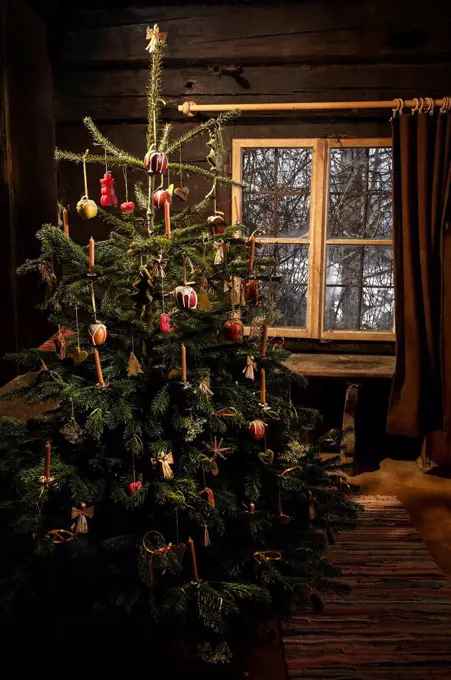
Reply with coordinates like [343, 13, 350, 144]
[283, 496, 451, 679]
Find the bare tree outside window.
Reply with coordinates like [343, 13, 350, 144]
[325, 147, 394, 332]
[234, 139, 394, 340]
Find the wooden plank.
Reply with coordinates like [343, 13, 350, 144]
[284, 353, 395, 378]
[54, 63, 451, 99]
[60, 3, 451, 65]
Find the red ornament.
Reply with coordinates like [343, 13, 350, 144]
[207, 215, 226, 235]
[153, 188, 172, 210]
[144, 151, 168, 175]
[88, 323, 108, 346]
[128, 480, 142, 495]
[173, 285, 197, 310]
[120, 201, 135, 213]
[159, 313, 171, 333]
[223, 319, 244, 343]
[245, 280, 259, 303]
[99, 172, 118, 207]
[248, 419, 266, 441]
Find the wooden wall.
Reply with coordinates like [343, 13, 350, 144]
[53, 0, 451, 247]
[0, 0, 56, 383]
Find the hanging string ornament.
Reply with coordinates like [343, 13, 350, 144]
[71, 502, 94, 534]
[207, 212, 226, 235]
[128, 352, 144, 377]
[153, 184, 173, 210]
[243, 355, 257, 381]
[54, 326, 67, 360]
[100, 153, 118, 207]
[244, 502, 260, 534]
[201, 521, 211, 547]
[88, 322, 108, 346]
[76, 150, 98, 219]
[199, 376, 214, 397]
[121, 166, 135, 212]
[153, 452, 174, 479]
[144, 151, 168, 175]
[129, 480, 143, 495]
[174, 285, 197, 310]
[199, 487, 216, 507]
[248, 419, 266, 441]
[150, 253, 170, 333]
[174, 146, 190, 201]
[61, 400, 83, 444]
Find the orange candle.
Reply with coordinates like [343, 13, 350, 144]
[187, 537, 199, 581]
[181, 344, 187, 382]
[93, 349, 105, 386]
[63, 208, 70, 238]
[44, 441, 51, 479]
[89, 236, 95, 271]
[164, 199, 171, 239]
[260, 367, 266, 403]
[249, 236, 256, 270]
[261, 324, 268, 357]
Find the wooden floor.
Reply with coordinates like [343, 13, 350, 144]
[283, 496, 451, 679]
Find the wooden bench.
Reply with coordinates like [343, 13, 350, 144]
[284, 354, 396, 467]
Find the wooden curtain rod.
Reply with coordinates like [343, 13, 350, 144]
[179, 98, 451, 116]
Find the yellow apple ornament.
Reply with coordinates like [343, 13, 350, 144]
[76, 149, 98, 220]
[76, 196, 98, 220]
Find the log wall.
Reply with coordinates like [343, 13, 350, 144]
[53, 1, 451, 241]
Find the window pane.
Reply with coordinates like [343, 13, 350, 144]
[324, 245, 394, 331]
[256, 243, 309, 327]
[328, 147, 392, 239]
[242, 147, 312, 237]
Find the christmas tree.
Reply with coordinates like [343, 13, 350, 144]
[0, 26, 358, 662]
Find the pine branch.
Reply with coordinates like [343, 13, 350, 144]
[168, 162, 243, 187]
[83, 117, 142, 166]
[146, 41, 165, 149]
[165, 110, 240, 155]
[160, 123, 172, 153]
[55, 148, 144, 170]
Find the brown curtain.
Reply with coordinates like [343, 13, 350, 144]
[387, 112, 451, 440]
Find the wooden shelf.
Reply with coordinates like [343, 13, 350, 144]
[284, 353, 395, 378]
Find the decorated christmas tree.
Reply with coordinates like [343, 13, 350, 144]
[0, 26, 358, 662]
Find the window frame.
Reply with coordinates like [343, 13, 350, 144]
[232, 137, 395, 342]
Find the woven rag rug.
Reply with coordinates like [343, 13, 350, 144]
[282, 496, 451, 679]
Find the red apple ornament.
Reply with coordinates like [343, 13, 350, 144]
[153, 186, 173, 210]
[248, 419, 266, 441]
[223, 319, 244, 343]
[207, 214, 226, 235]
[128, 480, 142, 495]
[144, 151, 168, 175]
[173, 285, 198, 310]
[121, 201, 135, 213]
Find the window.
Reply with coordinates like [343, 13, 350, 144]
[232, 139, 394, 341]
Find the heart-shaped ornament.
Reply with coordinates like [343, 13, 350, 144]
[71, 347, 89, 365]
[258, 449, 274, 465]
[128, 480, 143, 495]
[174, 186, 190, 202]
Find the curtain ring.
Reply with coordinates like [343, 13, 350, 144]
[411, 98, 420, 114]
[440, 96, 451, 114]
[391, 98, 401, 119]
[424, 97, 434, 115]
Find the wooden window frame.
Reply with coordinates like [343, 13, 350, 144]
[232, 137, 395, 342]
